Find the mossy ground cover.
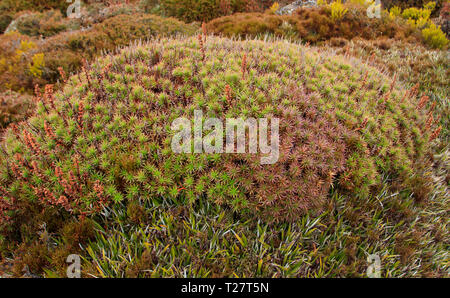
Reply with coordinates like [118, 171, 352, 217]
[0, 35, 446, 277]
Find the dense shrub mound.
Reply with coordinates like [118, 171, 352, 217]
[5, 10, 73, 38]
[0, 36, 435, 225]
[206, 6, 421, 44]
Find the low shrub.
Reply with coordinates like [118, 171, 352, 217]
[159, 0, 273, 23]
[208, 2, 449, 48]
[382, 0, 445, 16]
[79, 1, 145, 25]
[422, 22, 449, 47]
[139, 0, 161, 13]
[0, 91, 34, 129]
[0, 13, 13, 33]
[402, 3, 434, 21]
[0, 31, 47, 93]
[0, 14, 198, 93]
[390, 1, 449, 48]
[3, 2, 148, 38]
[207, 5, 421, 44]
[330, 0, 348, 21]
[0, 0, 67, 14]
[388, 5, 403, 18]
[6, 10, 76, 38]
[0, 36, 434, 228]
[0, 0, 139, 15]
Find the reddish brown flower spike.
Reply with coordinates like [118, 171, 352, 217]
[73, 155, 80, 177]
[202, 22, 207, 42]
[57, 195, 71, 212]
[31, 161, 45, 180]
[383, 91, 391, 103]
[409, 83, 420, 100]
[94, 180, 108, 205]
[241, 53, 247, 80]
[23, 130, 41, 156]
[58, 67, 67, 84]
[198, 34, 205, 61]
[225, 85, 232, 103]
[429, 126, 442, 142]
[44, 84, 56, 110]
[34, 84, 42, 102]
[77, 102, 84, 130]
[425, 114, 434, 131]
[44, 121, 56, 139]
[428, 102, 436, 115]
[417, 95, 429, 110]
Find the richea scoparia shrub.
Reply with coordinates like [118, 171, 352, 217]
[0, 35, 438, 226]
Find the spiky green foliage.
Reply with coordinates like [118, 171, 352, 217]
[0, 36, 434, 227]
[327, 38, 449, 144]
[45, 184, 450, 277]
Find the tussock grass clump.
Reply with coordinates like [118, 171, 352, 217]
[0, 36, 435, 226]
